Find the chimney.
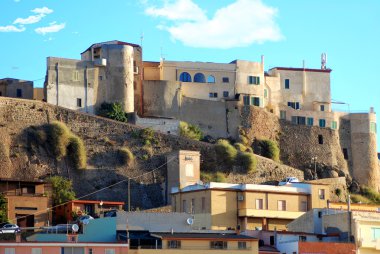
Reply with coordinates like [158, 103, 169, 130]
[261, 55, 265, 70]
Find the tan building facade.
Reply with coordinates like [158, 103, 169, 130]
[0, 78, 33, 99]
[172, 182, 330, 231]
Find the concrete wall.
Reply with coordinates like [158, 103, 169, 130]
[135, 116, 179, 135]
[0, 78, 33, 99]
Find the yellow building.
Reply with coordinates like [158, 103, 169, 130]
[171, 182, 330, 231]
[128, 232, 259, 254]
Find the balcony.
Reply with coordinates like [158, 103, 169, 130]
[239, 208, 305, 219]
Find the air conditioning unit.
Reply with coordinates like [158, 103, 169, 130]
[94, 58, 107, 67]
[238, 195, 244, 201]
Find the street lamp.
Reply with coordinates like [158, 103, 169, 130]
[100, 201, 103, 216]
[311, 157, 318, 180]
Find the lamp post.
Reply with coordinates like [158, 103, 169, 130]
[128, 178, 131, 212]
[100, 201, 103, 216]
[311, 157, 318, 180]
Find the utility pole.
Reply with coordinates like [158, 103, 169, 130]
[311, 157, 318, 179]
[128, 178, 131, 212]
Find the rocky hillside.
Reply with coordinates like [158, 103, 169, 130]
[0, 97, 344, 209]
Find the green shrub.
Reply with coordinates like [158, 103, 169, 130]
[0, 193, 7, 222]
[200, 171, 213, 183]
[238, 135, 248, 146]
[45, 121, 71, 160]
[237, 152, 257, 173]
[215, 139, 237, 165]
[140, 128, 156, 145]
[67, 135, 87, 170]
[361, 186, 380, 203]
[335, 188, 342, 197]
[118, 147, 134, 165]
[142, 145, 153, 159]
[246, 147, 254, 153]
[179, 121, 203, 141]
[97, 102, 128, 122]
[350, 194, 371, 204]
[47, 176, 76, 206]
[234, 143, 247, 152]
[259, 139, 280, 162]
[214, 172, 227, 183]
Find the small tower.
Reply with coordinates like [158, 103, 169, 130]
[321, 53, 327, 70]
[166, 150, 201, 204]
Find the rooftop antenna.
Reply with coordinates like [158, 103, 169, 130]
[321, 53, 327, 70]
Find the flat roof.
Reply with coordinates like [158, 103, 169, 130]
[81, 40, 141, 54]
[152, 233, 257, 241]
[270, 67, 332, 73]
[71, 200, 125, 205]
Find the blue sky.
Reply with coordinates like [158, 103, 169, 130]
[1, 0, 379, 150]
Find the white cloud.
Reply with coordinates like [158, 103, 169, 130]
[35, 22, 65, 35]
[13, 7, 53, 25]
[145, 0, 283, 48]
[0, 25, 25, 32]
[31, 7, 53, 15]
[146, 0, 206, 21]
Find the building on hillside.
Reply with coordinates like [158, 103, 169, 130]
[287, 208, 380, 254]
[33, 87, 45, 101]
[0, 178, 52, 228]
[54, 200, 125, 223]
[246, 230, 356, 254]
[0, 78, 33, 99]
[45, 40, 142, 114]
[171, 181, 330, 231]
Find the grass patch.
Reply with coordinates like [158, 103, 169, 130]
[67, 135, 87, 170]
[179, 121, 203, 141]
[118, 147, 134, 166]
[200, 171, 227, 183]
[97, 102, 128, 122]
[259, 139, 280, 162]
[234, 143, 247, 152]
[215, 139, 237, 165]
[45, 121, 71, 160]
[237, 152, 257, 173]
[140, 128, 157, 145]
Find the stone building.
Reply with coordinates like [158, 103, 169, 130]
[45, 40, 142, 114]
[0, 78, 33, 99]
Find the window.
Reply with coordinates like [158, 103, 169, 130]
[191, 198, 195, 214]
[301, 201, 308, 212]
[319, 189, 325, 200]
[243, 96, 250, 106]
[31, 249, 42, 254]
[248, 76, 260, 85]
[299, 235, 307, 242]
[280, 110, 286, 120]
[88, 248, 93, 254]
[207, 75, 215, 83]
[209, 92, 218, 98]
[318, 135, 324, 144]
[372, 228, 380, 240]
[201, 197, 206, 212]
[210, 241, 227, 249]
[105, 249, 115, 254]
[16, 88, 22, 98]
[194, 73, 206, 83]
[343, 148, 349, 160]
[370, 122, 377, 134]
[331, 121, 337, 129]
[223, 91, 229, 98]
[168, 240, 181, 249]
[320, 105, 325, 111]
[318, 211, 322, 218]
[182, 200, 187, 213]
[288, 102, 300, 110]
[307, 117, 314, 126]
[270, 236, 275, 245]
[99, 76, 103, 81]
[256, 199, 263, 209]
[5, 249, 15, 254]
[77, 98, 82, 108]
[284, 79, 290, 89]
[319, 119, 326, 128]
[278, 200, 286, 211]
[179, 72, 192, 82]
[264, 89, 268, 98]
[251, 97, 260, 106]
[238, 242, 247, 249]
[73, 71, 79, 81]
[292, 116, 306, 125]
[222, 77, 229, 83]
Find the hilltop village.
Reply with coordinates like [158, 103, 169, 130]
[0, 40, 379, 254]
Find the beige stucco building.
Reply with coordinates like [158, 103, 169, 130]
[45, 40, 142, 114]
[0, 78, 34, 99]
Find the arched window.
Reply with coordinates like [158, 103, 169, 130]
[194, 73, 206, 83]
[207, 75, 216, 83]
[179, 72, 192, 82]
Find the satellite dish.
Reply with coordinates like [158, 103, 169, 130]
[82, 219, 90, 225]
[72, 224, 79, 232]
[186, 218, 194, 225]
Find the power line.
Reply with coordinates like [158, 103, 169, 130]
[7, 155, 176, 225]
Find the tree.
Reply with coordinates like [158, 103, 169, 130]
[97, 102, 128, 122]
[48, 176, 76, 206]
[0, 193, 7, 222]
